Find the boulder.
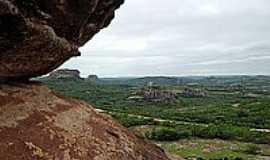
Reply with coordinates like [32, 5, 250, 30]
[0, 0, 123, 80]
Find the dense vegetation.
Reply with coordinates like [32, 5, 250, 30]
[145, 124, 270, 144]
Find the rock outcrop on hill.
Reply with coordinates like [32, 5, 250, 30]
[0, 82, 169, 160]
[130, 84, 177, 103]
[0, 0, 123, 81]
[48, 69, 82, 80]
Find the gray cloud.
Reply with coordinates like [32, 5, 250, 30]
[62, 0, 270, 77]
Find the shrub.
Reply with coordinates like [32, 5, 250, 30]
[244, 144, 261, 155]
[146, 127, 191, 141]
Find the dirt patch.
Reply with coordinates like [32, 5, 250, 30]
[0, 95, 24, 106]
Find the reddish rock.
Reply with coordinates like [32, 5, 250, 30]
[0, 82, 170, 160]
[0, 0, 123, 80]
[0, 1, 171, 159]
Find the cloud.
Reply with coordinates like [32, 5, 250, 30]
[62, 0, 270, 77]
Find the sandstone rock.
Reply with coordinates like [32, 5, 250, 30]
[0, 82, 170, 160]
[132, 84, 177, 103]
[0, 0, 123, 80]
[0, 1, 171, 159]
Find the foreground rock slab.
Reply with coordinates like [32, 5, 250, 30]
[0, 0, 123, 80]
[0, 82, 169, 160]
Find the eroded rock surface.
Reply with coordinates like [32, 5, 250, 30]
[0, 0, 123, 80]
[0, 82, 169, 160]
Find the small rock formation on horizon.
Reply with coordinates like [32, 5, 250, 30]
[0, 0, 170, 159]
[48, 69, 82, 80]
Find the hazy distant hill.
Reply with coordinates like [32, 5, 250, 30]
[98, 75, 270, 87]
[39, 72, 270, 89]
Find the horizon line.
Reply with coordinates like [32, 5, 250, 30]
[79, 74, 270, 79]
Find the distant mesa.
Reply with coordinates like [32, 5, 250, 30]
[48, 69, 82, 80]
[46, 69, 100, 82]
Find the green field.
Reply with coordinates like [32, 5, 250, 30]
[40, 75, 270, 160]
[158, 138, 270, 160]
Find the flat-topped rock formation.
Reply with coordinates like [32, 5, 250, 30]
[48, 69, 82, 80]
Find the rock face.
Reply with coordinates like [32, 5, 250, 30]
[0, 82, 169, 160]
[132, 85, 177, 103]
[0, 0, 170, 159]
[0, 0, 123, 80]
[48, 69, 82, 80]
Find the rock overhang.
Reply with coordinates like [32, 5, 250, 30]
[0, 0, 124, 81]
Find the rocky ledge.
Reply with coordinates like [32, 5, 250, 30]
[0, 82, 169, 160]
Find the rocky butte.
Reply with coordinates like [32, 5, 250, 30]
[48, 69, 82, 80]
[0, 0, 170, 159]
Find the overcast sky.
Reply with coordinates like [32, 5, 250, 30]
[62, 0, 270, 77]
